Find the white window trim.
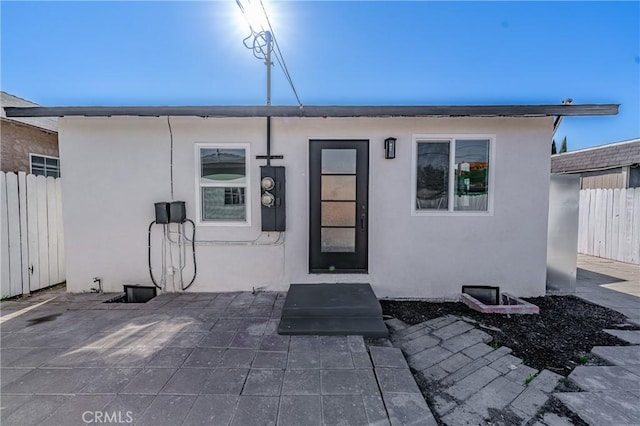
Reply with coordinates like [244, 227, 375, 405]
[194, 143, 251, 227]
[411, 134, 495, 217]
[29, 153, 60, 177]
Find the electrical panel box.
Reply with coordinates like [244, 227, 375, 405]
[154, 201, 186, 224]
[154, 202, 170, 224]
[169, 201, 186, 223]
[260, 166, 286, 232]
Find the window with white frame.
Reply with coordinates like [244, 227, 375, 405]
[413, 136, 492, 214]
[196, 144, 250, 224]
[30, 154, 60, 178]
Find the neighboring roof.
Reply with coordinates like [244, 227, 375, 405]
[4, 103, 619, 119]
[0, 92, 58, 133]
[551, 138, 640, 173]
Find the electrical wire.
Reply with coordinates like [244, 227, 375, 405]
[181, 219, 197, 290]
[236, 0, 303, 107]
[148, 221, 163, 289]
[165, 228, 284, 246]
[259, 0, 302, 107]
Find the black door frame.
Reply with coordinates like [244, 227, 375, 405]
[309, 139, 369, 273]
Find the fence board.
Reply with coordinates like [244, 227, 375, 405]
[611, 189, 620, 262]
[579, 190, 590, 253]
[632, 189, 640, 264]
[18, 172, 29, 295]
[36, 175, 50, 290]
[56, 179, 65, 280]
[1, 173, 10, 298]
[46, 177, 59, 285]
[578, 188, 639, 264]
[623, 190, 634, 264]
[617, 189, 628, 263]
[6, 173, 22, 297]
[594, 189, 604, 257]
[26, 174, 41, 291]
[587, 190, 596, 255]
[605, 189, 613, 259]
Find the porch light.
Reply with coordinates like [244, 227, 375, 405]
[384, 137, 397, 159]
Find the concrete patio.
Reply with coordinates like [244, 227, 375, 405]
[0, 289, 434, 425]
[575, 254, 640, 322]
[2, 254, 638, 425]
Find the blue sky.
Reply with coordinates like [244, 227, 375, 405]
[1, 1, 638, 151]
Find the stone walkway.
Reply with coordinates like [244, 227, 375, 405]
[550, 255, 640, 424]
[1, 291, 433, 426]
[555, 329, 640, 425]
[386, 316, 563, 425]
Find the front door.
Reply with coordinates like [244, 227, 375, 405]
[309, 140, 369, 273]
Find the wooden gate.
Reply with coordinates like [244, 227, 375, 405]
[1, 171, 65, 298]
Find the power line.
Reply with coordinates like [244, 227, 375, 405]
[236, 0, 302, 107]
[259, 0, 302, 107]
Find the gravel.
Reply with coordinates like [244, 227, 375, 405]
[380, 295, 639, 376]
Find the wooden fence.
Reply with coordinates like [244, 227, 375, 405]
[578, 188, 640, 264]
[1, 172, 65, 298]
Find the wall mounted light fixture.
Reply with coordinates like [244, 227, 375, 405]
[384, 137, 397, 159]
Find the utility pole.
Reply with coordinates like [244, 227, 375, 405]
[266, 31, 272, 107]
[265, 30, 272, 165]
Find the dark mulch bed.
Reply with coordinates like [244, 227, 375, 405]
[380, 295, 639, 376]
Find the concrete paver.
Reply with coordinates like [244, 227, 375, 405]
[568, 365, 640, 391]
[461, 376, 525, 418]
[362, 394, 391, 426]
[591, 345, 640, 365]
[201, 368, 248, 394]
[252, 350, 287, 369]
[445, 366, 501, 401]
[277, 395, 322, 426]
[230, 395, 279, 426]
[554, 391, 640, 426]
[137, 394, 196, 426]
[0, 290, 439, 425]
[242, 368, 285, 396]
[281, 369, 320, 395]
[388, 314, 565, 425]
[603, 329, 640, 344]
[369, 346, 408, 368]
[182, 394, 239, 426]
[528, 369, 562, 393]
[383, 392, 437, 426]
[1, 395, 70, 426]
[376, 368, 421, 393]
[322, 394, 369, 425]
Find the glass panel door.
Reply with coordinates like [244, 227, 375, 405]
[309, 140, 368, 273]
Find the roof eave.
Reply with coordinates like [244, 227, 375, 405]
[3, 104, 620, 118]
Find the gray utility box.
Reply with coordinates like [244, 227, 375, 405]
[154, 201, 186, 224]
[261, 166, 286, 232]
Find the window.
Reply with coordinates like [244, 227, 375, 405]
[196, 144, 250, 225]
[224, 188, 245, 205]
[30, 154, 60, 178]
[412, 136, 492, 214]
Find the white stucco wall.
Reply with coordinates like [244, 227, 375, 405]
[59, 115, 552, 299]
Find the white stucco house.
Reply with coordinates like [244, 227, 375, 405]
[5, 104, 618, 299]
